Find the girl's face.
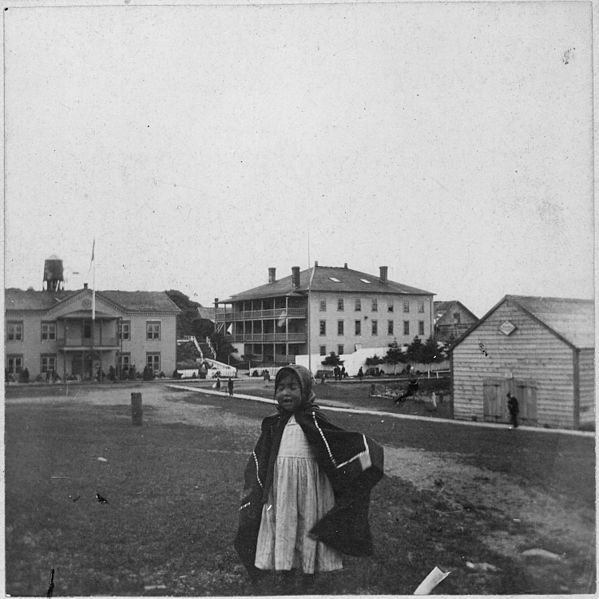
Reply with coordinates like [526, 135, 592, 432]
[275, 373, 303, 412]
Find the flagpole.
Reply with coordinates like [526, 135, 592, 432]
[91, 239, 96, 381]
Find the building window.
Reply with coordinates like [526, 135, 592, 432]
[453, 312, 461, 324]
[388, 320, 394, 335]
[146, 352, 161, 373]
[355, 320, 361, 336]
[83, 320, 92, 339]
[419, 321, 425, 336]
[41, 354, 57, 373]
[7, 321, 23, 341]
[319, 320, 326, 336]
[337, 320, 344, 335]
[319, 346, 326, 356]
[338, 345, 344, 355]
[6, 355, 23, 374]
[372, 320, 378, 335]
[372, 298, 378, 312]
[146, 321, 161, 340]
[118, 353, 131, 373]
[41, 322, 57, 341]
[319, 300, 326, 312]
[337, 298, 344, 311]
[418, 301, 425, 313]
[355, 299, 361, 311]
[403, 321, 410, 336]
[119, 321, 131, 340]
[403, 301, 410, 313]
[388, 302, 394, 312]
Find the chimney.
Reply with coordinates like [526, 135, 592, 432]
[344, 263, 348, 269]
[268, 267, 276, 283]
[314, 261, 318, 267]
[84, 283, 88, 289]
[291, 266, 300, 288]
[379, 266, 388, 283]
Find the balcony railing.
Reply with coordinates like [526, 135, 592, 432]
[216, 308, 306, 322]
[57, 337, 119, 348]
[230, 333, 307, 343]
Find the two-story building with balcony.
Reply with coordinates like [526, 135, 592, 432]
[216, 263, 435, 366]
[5, 283, 180, 381]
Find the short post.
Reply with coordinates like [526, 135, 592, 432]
[131, 392, 143, 426]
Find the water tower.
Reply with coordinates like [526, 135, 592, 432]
[43, 255, 65, 292]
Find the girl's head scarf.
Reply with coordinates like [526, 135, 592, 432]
[274, 364, 319, 412]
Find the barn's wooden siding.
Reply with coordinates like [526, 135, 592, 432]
[452, 299, 576, 429]
[578, 348, 596, 426]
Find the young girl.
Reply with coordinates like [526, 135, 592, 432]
[234, 364, 384, 590]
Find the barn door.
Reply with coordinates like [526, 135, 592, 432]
[483, 379, 504, 422]
[514, 381, 538, 424]
[484, 378, 536, 424]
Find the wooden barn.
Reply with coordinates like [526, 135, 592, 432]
[451, 295, 594, 430]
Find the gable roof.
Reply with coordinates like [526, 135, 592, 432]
[5, 288, 79, 310]
[452, 295, 594, 350]
[5, 288, 180, 314]
[222, 265, 434, 302]
[434, 300, 478, 323]
[100, 291, 180, 313]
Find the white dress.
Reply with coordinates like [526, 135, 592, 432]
[254, 415, 343, 573]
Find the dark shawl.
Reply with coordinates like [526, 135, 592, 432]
[234, 365, 384, 577]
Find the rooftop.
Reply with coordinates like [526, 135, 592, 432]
[5, 288, 181, 313]
[221, 265, 434, 302]
[507, 295, 595, 349]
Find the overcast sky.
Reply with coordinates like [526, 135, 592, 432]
[3, 1, 594, 317]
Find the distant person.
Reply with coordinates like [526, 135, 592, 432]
[394, 378, 419, 405]
[341, 366, 347, 379]
[507, 392, 519, 429]
[357, 367, 364, 382]
[228, 377, 234, 396]
[234, 365, 384, 592]
[215, 375, 221, 390]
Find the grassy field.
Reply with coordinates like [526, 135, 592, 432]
[5, 383, 595, 596]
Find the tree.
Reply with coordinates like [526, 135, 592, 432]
[321, 352, 343, 367]
[176, 340, 202, 365]
[384, 342, 407, 374]
[364, 354, 383, 366]
[209, 331, 237, 365]
[406, 336, 424, 364]
[166, 289, 214, 340]
[421, 336, 439, 364]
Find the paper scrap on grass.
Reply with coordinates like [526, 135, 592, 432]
[144, 585, 167, 591]
[97, 457, 108, 462]
[466, 561, 499, 572]
[414, 566, 451, 594]
[521, 548, 563, 560]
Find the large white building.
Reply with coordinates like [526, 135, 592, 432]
[216, 263, 435, 366]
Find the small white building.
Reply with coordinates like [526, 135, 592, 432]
[451, 295, 594, 429]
